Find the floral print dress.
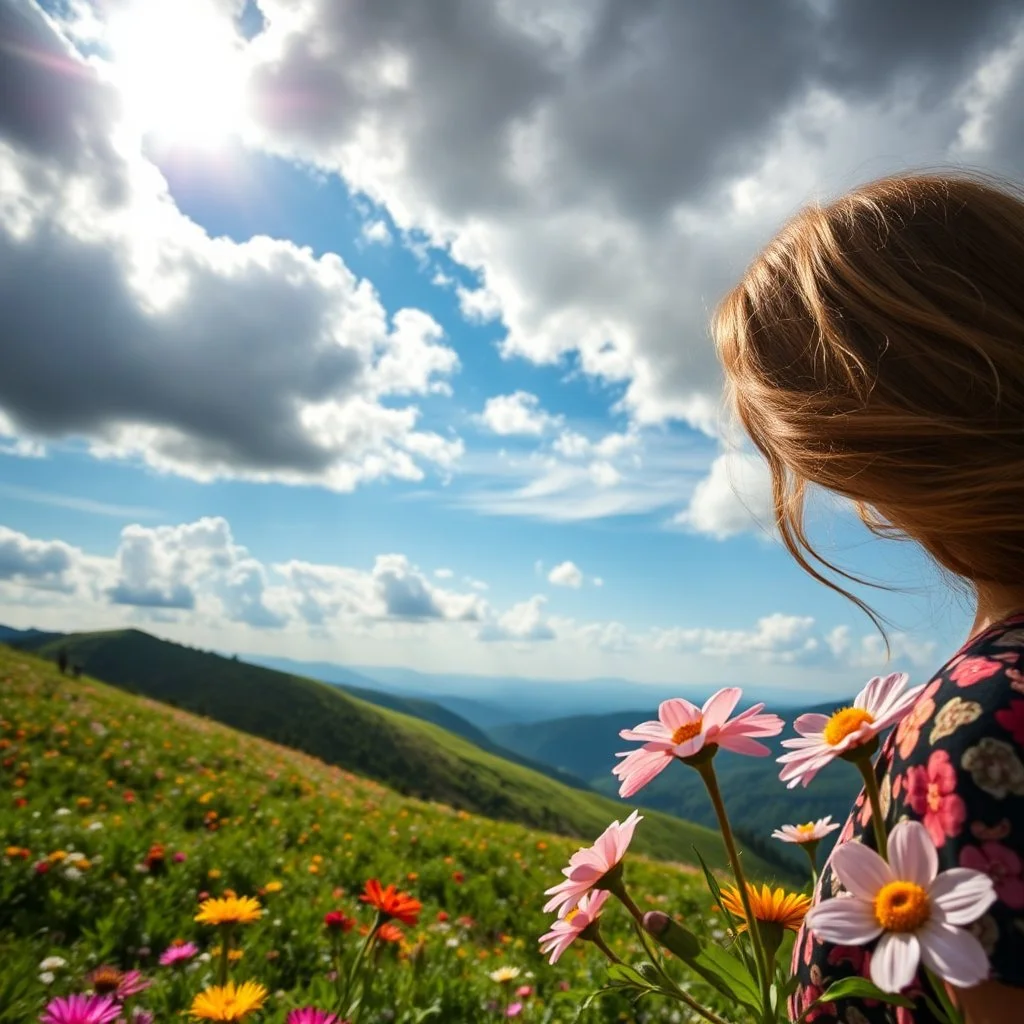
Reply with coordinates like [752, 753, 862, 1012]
[790, 613, 1024, 1023]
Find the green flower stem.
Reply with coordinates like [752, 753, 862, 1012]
[658, 973, 733, 1024]
[342, 913, 382, 1014]
[854, 755, 888, 860]
[694, 758, 770, 1004]
[607, 881, 645, 927]
[217, 923, 232, 986]
[588, 930, 624, 966]
[801, 842, 820, 890]
[332, 934, 344, 1008]
[924, 967, 963, 1024]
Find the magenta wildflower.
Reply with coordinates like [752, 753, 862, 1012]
[286, 1010, 339, 1024]
[39, 994, 121, 1024]
[158, 941, 199, 967]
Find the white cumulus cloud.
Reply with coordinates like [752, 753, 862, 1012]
[478, 391, 562, 436]
[547, 560, 583, 588]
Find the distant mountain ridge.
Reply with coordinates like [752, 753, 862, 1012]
[250, 654, 822, 730]
[0, 625, 786, 875]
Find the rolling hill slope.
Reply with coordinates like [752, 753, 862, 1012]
[0, 643, 732, 1023]
[4, 628, 782, 875]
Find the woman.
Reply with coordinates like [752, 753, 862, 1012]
[713, 172, 1024, 1024]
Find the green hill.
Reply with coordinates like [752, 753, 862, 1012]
[492, 707, 861, 869]
[0, 642, 742, 1023]
[6, 628, 781, 875]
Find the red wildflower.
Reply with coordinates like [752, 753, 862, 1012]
[323, 911, 355, 933]
[359, 879, 421, 926]
[376, 923, 404, 944]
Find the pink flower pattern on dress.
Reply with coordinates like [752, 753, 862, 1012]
[905, 748, 967, 848]
[960, 841, 1024, 910]
[949, 656, 1002, 688]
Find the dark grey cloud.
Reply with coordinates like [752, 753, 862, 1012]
[0, 525, 79, 590]
[248, 0, 1024, 428]
[0, 0, 461, 489]
[0, 0, 126, 199]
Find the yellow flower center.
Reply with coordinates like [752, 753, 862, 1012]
[874, 881, 930, 932]
[796, 822, 816, 835]
[564, 907, 580, 923]
[671, 719, 703, 745]
[823, 707, 875, 746]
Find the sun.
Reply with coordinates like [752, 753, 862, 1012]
[107, 0, 249, 150]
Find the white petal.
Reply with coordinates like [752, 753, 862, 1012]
[831, 840, 895, 898]
[888, 821, 938, 887]
[930, 869, 997, 926]
[919, 919, 991, 989]
[805, 896, 881, 945]
[870, 932, 920, 993]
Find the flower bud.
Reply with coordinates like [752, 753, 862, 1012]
[642, 911, 700, 961]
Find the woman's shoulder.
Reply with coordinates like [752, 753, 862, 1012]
[892, 612, 1024, 770]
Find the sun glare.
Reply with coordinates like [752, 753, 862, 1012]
[107, 1, 249, 150]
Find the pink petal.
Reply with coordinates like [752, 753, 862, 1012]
[594, 829, 617, 867]
[613, 811, 642, 860]
[671, 734, 707, 759]
[658, 698, 700, 731]
[724, 710, 784, 737]
[930, 869, 997, 926]
[718, 710, 783, 739]
[793, 713, 829, 737]
[619, 721, 672, 742]
[616, 748, 672, 798]
[716, 734, 772, 757]
[888, 821, 937, 887]
[701, 687, 742, 730]
[856, 672, 904, 715]
[870, 931, 920, 993]
[919, 919, 990, 988]
[805, 895, 881, 945]
[831, 840, 894, 898]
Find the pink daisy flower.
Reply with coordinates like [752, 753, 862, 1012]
[772, 816, 841, 845]
[806, 820, 996, 992]
[286, 1010, 339, 1024]
[538, 889, 611, 964]
[778, 673, 923, 789]
[612, 688, 784, 798]
[40, 994, 121, 1024]
[543, 811, 641, 917]
[158, 941, 199, 967]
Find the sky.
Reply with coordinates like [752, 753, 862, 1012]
[0, 0, 1021, 698]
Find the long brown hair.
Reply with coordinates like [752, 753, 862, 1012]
[714, 171, 1024, 636]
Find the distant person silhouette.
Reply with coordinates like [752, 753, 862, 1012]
[57, 649, 68, 675]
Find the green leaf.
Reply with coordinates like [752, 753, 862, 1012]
[692, 941, 763, 1012]
[633, 961, 662, 985]
[573, 986, 619, 1021]
[605, 962, 653, 990]
[692, 845, 758, 975]
[815, 977, 914, 1009]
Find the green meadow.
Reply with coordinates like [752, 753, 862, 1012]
[0, 645, 788, 1022]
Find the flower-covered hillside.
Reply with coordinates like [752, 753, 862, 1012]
[0, 646, 726, 1023]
